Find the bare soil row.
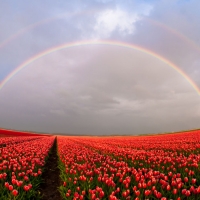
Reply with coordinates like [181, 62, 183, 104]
[39, 137, 62, 200]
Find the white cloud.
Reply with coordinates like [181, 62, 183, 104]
[94, 9, 139, 38]
[93, 4, 153, 38]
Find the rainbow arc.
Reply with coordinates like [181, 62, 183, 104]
[0, 40, 199, 96]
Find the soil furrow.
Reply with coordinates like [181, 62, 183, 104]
[39, 137, 62, 200]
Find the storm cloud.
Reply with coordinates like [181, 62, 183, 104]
[0, 0, 199, 135]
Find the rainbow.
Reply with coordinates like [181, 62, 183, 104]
[146, 18, 200, 54]
[0, 40, 199, 96]
[0, 10, 96, 50]
[1, 13, 200, 55]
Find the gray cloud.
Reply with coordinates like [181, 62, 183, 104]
[0, 0, 199, 135]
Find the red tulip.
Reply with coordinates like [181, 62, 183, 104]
[12, 189, 18, 196]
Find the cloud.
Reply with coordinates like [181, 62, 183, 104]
[0, 44, 199, 134]
[0, 0, 200, 135]
[50, 109, 65, 116]
[93, 4, 153, 39]
[94, 9, 139, 38]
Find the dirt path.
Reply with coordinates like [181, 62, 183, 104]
[39, 137, 62, 200]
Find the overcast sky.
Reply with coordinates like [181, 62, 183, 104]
[0, 0, 200, 135]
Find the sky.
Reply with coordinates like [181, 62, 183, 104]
[0, 0, 200, 135]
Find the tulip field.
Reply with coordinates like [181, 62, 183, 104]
[0, 135, 55, 199]
[57, 130, 200, 200]
[0, 129, 200, 199]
